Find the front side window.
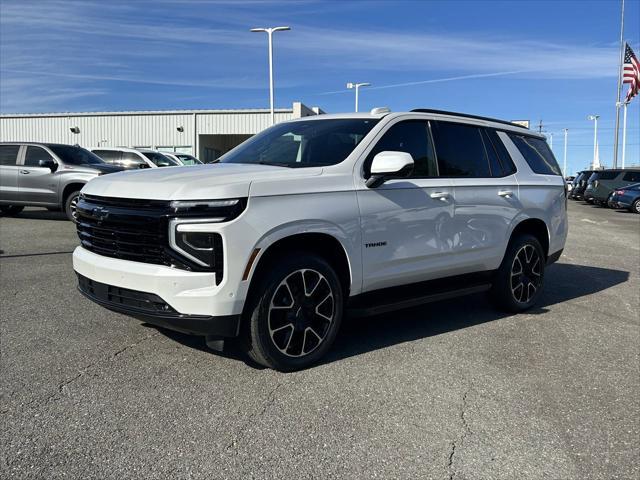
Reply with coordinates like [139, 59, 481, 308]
[93, 150, 120, 163]
[48, 145, 103, 165]
[364, 120, 437, 177]
[0, 145, 20, 166]
[508, 133, 562, 175]
[24, 146, 54, 167]
[430, 121, 491, 177]
[221, 119, 378, 168]
[120, 152, 146, 164]
[623, 171, 640, 182]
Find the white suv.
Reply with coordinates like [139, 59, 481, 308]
[73, 109, 568, 371]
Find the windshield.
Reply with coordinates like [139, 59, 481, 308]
[141, 151, 179, 167]
[49, 145, 104, 165]
[176, 154, 202, 165]
[220, 118, 379, 168]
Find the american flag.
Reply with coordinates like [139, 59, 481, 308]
[623, 43, 640, 102]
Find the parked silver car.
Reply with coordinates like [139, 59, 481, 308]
[0, 142, 123, 221]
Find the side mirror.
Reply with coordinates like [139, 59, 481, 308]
[38, 159, 58, 172]
[366, 151, 414, 188]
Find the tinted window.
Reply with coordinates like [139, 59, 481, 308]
[431, 121, 490, 177]
[623, 171, 640, 182]
[24, 146, 53, 167]
[221, 119, 378, 168]
[93, 150, 120, 163]
[508, 133, 562, 175]
[176, 154, 202, 165]
[0, 145, 20, 166]
[364, 120, 437, 177]
[141, 151, 179, 167]
[121, 152, 145, 164]
[48, 145, 103, 165]
[485, 129, 517, 175]
[593, 171, 619, 180]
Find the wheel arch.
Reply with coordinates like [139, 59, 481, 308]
[509, 217, 550, 258]
[60, 182, 86, 207]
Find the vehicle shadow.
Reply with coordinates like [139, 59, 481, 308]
[152, 263, 630, 370]
[4, 209, 68, 221]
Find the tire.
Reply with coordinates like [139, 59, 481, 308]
[0, 205, 24, 216]
[632, 199, 640, 214]
[242, 252, 344, 371]
[490, 234, 545, 312]
[64, 190, 81, 222]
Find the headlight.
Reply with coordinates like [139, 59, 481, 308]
[173, 227, 222, 268]
[169, 198, 246, 221]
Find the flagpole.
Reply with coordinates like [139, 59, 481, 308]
[621, 101, 628, 168]
[612, 0, 625, 168]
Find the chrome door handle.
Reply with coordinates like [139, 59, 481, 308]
[430, 191, 450, 201]
[498, 190, 513, 198]
[19, 170, 30, 174]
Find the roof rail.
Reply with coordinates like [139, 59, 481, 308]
[410, 109, 529, 129]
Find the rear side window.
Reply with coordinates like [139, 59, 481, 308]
[594, 171, 619, 180]
[93, 150, 121, 163]
[365, 120, 438, 177]
[24, 146, 54, 167]
[121, 152, 145, 164]
[623, 171, 640, 182]
[508, 133, 562, 175]
[0, 145, 20, 166]
[484, 129, 517, 175]
[430, 121, 490, 177]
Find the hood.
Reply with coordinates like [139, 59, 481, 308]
[86, 163, 125, 174]
[81, 163, 323, 200]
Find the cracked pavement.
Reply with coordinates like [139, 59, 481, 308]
[1, 203, 639, 479]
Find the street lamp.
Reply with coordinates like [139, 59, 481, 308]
[346, 82, 370, 112]
[587, 115, 600, 169]
[250, 26, 291, 125]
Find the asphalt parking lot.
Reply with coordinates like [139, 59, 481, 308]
[1, 201, 638, 480]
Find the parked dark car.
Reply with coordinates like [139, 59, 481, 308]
[584, 169, 640, 206]
[609, 183, 640, 213]
[570, 170, 597, 200]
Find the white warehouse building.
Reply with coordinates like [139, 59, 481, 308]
[0, 102, 323, 162]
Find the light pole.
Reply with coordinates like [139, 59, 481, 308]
[250, 26, 291, 125]
[346, 82, 370, 112]
[563, 129, 568, 177]
[587, 115, 600, 169]
[549, 132, 553, 151]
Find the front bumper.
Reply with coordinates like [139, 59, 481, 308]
[73, 246, 245, 336]
[77, 274, 240, 336]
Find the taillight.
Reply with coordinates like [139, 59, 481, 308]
[615, 190, 625, 195]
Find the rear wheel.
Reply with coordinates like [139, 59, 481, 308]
[242, 252, 343, 371]
[64, 191, 81, 222]
[491, 234, 545, 312]
[632, 199, 640, 214]
[0, 205, 24, 216]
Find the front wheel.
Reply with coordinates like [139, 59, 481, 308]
[0, 205, 24, 216]
[632, 199, 640, 214]
[491, 234, 545, 312]
[64, 191, 81, 222]
[242, 253, 343, 371]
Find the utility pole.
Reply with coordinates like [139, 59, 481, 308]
[613, 0, 626, 168]
[250, 26, 291, 125]
[563, 129, 568, 177]
[346, 82, 371, 112]
[537, 119, 544, 134]
[549, 132, 554, 151]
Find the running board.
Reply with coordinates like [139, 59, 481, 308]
[347, 283, 491, 317]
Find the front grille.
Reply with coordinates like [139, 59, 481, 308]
[76, 194, 171, 266]
[76, 194, 224, 282]
[77, 274, 176, 314]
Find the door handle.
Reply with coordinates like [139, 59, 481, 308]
[498, 190, 513, 198]
[19, 170, 30, 174]
[430, 191, 450, 201]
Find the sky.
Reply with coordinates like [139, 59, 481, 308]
[1, 0, 639, 175]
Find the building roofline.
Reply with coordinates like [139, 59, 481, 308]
[0, 107, 295, 119]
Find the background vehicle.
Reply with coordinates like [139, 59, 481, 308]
[162, 152, 203, 166]
[73, 108, 567, 371]
[586, 169, 640, 206]
[609, 183, 640, 213]
[92, 147, 179, 169]
[570, 170, 597, 200]
[0, 142, 123, 221]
